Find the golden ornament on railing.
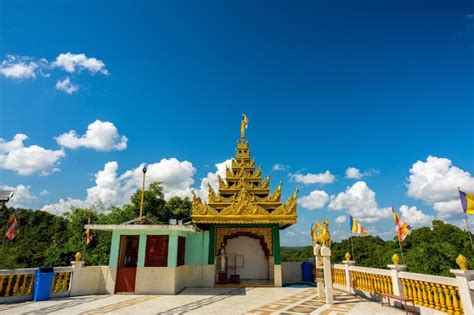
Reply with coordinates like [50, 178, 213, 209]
[345, 252, 351, 261]
[392, 253, 400, 265]
[455, 254, 468, 270]
[75, 252, 82, 262]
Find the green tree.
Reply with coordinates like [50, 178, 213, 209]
[127, 182, 168, 223]
[164, 196, 192, 221]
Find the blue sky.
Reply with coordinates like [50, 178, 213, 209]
[0, 1, 473, 245]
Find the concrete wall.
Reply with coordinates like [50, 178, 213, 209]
[135, 267, 176, 294]
[274, 264, 282, 287]
[282, 262, 302, 283]
[70, 264, 110, 296]
[175, 264, 215, 293]
[72, 264, 216, 296]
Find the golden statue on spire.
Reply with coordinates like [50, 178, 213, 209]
[241, 114, 249, 139]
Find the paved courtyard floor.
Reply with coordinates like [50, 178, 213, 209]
[0, 287, 404, 314]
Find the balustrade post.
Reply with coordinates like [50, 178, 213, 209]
[69, 259, 85, 296]
[321, 245, 333, 304]
[450, 269, 474, 315]
[342, 259, 355, 294]
[387, 264, 405, 297]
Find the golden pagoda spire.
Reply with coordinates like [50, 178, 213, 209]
[191, 115, 297, 226]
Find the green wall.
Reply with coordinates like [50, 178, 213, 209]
[107, 223, 283, 267]
[108, 228, 210, 267]
[184, 231, 210, 265]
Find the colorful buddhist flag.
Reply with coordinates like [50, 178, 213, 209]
[392, 207, 412, 242]
[85, 218, 92, 246]
[459, 190, 474, 215]
[5, 212, 18, 241]
[349, 216, 368, 236]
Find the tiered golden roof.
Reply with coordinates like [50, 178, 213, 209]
[191, 115, 297, 226]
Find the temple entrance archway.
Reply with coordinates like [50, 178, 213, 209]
[224, 236, 269, 280]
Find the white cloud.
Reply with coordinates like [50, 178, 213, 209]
[41, 198, 88, 216]
[88, 159, 196, 205]
[328, 181, 391, 223]
[272, 163, 289, 171]
[86, 161, 122, 204]
[0, 53, 107, 92]
[289, 170, 335, 184]
[56, 120, 128, 151]
[345, 167, 362, 179]
[1, 184, 36, 208]
[345, 167, 379, 179]
[0, 55, 46, 79]
[335, 215, 347, 224]
[55, 77, 78, 94]
[399, 205, 434, 227]
[42, 158, 197, 215]
[195, 159, 232, 200]
[0, 134, 65, 175]
[52, 52, 108, 75]
[407, 156, 474, 218]
[298, 190, 329, 210]
[39, 190, 50, 196]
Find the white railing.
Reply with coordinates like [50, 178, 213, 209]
[0, 266, 73, 303]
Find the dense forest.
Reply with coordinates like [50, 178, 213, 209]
[1, 182, 473, 277]
[281, 220, 474, 277]
[0, 182, 191, 269]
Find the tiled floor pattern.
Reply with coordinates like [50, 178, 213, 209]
[157, 287, 251, 314]
[79, 295, 158, 314]
[21, 295, 110, 314]
[246, 288, 366, 314]
[0, 300, 34, 312]
[0, 287, 404, 314]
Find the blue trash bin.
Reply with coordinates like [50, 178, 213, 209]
[33, 267, 55, 301]
[301, 261, 314, 282]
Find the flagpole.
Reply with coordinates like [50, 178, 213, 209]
[397, 236, 405, 265]
[459, 188, 474, 250]
[464, 213, 474, 250]
[350, 233, 355, 261]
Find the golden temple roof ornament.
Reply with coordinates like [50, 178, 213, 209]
[344, 252, 351, 261]
[392, 253, 400, 265]
[191, 115, 297, 227]
[456, 254, 469, 270]
[311, 220, 331, 247]
[241, 114, 248, 139]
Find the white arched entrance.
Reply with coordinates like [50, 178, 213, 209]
[224, 236, 269, 280]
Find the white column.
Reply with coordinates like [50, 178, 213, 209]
[313, 244, 324, 297]
[69, 260, 84, 296]
[387, 264, 406, 298]
[450, 269, 474, 315]
[342, 260, 355, 293]
[321, 245, 333, 304]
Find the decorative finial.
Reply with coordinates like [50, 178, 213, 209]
[345, 252, 351, 261]
[392, 253, 400, 265]
[456, 254, 469, 270]
[75, 252, 82, 262]
[241, 114, 248, 139]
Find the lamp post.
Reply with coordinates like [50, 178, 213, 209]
[139, 166, 147, 224]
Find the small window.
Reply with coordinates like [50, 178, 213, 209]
[145, 235, 169, 267]
[177, 236, 186, 266]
